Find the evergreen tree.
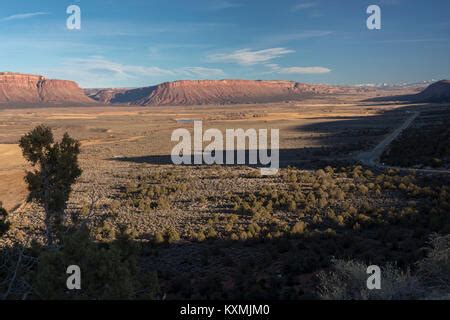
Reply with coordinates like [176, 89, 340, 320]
[19, 125, 82, 246]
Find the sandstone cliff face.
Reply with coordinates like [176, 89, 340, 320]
[87, 80, 354, 106]
[0, 72, 94, 105]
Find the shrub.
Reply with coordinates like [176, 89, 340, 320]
[153, 232, 165, 244]
[109, 200, 121, 212]
[206, 228, 217, 239]
[416, 234, 450, 296]
[197, 195, 208, 205]
[156, 196, 171, 210]
[357, 185, 369, 195]
[230, 233, 239, 241]
[224, 222, 233, 232]
[291, 221, 306, 235]
[196, 231, 206, 242]
[318, 259, 423, 300]
[248, 223, 261, 235]
[33, 227, 159, 299]
[93, 220, 116, 242]
[318, 197, 328, 208]
[239, 231, 248, 240]
[167, 228, 180, 243]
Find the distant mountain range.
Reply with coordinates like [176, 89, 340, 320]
[0, 72, 448, 106]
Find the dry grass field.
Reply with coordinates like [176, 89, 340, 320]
[0, 97, 411, 211]
[0, 144, 27, 211]
[0, 92, 427, 230]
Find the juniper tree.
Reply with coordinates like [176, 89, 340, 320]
[19, 125, 81, 246]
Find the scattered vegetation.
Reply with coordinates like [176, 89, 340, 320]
[382, 109, 450, 168]
[2, 124, 449, 300]
[1, 126, 159, 300]
[101, 164, 449, 299]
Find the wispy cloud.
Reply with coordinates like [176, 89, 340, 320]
[208, 47, 330, 75]
[292, 1, 318, 11]
[259, 30, 333, 46]
[0, 12, 49, 22]
[64, 57, 175, 77]
[208, 48, 294, 65]
[379, 0, 402, 5]
[267, 63, 331, 74]
[374, 38, 450, 44]
[179, 67, 225, 77]
[49, 57, 225, 87]
[207, 0, 242, 11]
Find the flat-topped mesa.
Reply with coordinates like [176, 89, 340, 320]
[88, 79, 354, 106]
[0, 72, 94, 105]
[0, 72, 46, 80]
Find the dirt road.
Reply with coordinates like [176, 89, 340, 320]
[357, 111, 420, 167]
[357, 111, 450, 175]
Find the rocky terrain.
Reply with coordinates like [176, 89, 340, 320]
[0, 72, 95, 105]
[86, 79, 369, 106]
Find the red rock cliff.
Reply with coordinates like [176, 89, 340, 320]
[0, 72, 94, 105]
[88, 79, 353, 106]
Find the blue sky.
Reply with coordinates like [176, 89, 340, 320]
[0, 0, 449, 88]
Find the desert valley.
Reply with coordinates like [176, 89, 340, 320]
[0, 71, 449, 300]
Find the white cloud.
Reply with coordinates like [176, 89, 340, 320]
[209, 48, 294, 65]
[0, 12, 49, 21]
[267, 63, 331, 74]
[292, 1, 318, 11]
[207, 47, 330, 75]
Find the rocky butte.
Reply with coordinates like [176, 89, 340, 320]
[367, 79, 450, 103]
[414, 80, 450, 102]
[0, 72, 95, 105]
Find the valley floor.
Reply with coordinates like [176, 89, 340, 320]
[1, 99, 449, 299]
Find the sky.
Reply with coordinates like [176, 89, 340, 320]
[0, 0, 449, 88]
